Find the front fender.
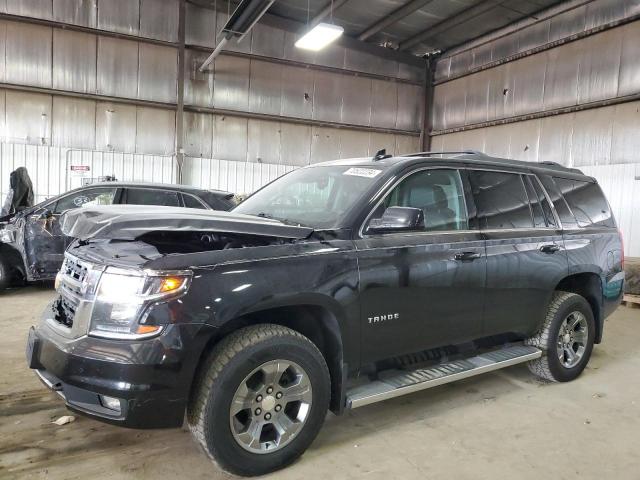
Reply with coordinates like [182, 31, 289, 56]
[186, 245, 360, 369]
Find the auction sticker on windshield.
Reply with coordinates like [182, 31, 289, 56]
[343, 167, 382, 178]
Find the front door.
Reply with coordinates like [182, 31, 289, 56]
[355, 168, 486, 364]
[24, 186, 119, 278]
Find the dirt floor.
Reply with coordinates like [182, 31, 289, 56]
[1, 286, 639, 480]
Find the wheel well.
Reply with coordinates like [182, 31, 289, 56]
[0, 243, 26, 284]
[555, 273, 603, 343]
[193, 305, 345, 414]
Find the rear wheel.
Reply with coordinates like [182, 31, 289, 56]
[187, 324, 330, 476]
[525, 291, 595, 382]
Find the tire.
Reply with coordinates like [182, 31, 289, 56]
[187, 324, 331, 477]
[0, 256, 11, 290]
[525, 291, 595, 382]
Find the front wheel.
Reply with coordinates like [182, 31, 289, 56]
[0, 256, 11, 290]
[187, 324, 330, 476]
[525, 291, 595, 382]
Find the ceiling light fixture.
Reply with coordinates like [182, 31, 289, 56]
[295, 22, 344, 51]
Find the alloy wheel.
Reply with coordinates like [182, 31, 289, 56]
[556, 311, 588, 368]
[229, 359, 313, 454]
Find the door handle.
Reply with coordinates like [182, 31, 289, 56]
[540, 244, 561, 254]
[454, 251, 481, 261]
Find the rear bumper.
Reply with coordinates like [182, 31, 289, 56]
[27, 317, 217, 429]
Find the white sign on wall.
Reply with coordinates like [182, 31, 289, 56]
[70, 165, 90, 176]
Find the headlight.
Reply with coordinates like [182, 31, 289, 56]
[89, 267, 191, 340]
[0, 228, 15, 243]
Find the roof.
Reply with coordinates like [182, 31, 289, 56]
[314, 151, 592, 180]
[267, 0, 564, 56]
[77, 182, 234, 197]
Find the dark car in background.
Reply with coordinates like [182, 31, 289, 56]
[0, 182, 235, 288]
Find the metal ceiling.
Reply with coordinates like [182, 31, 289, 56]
[267, 0, 565, 55]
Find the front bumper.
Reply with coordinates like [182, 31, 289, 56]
[27, 311, 217, 429]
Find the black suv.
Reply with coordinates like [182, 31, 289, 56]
[0, 182, 235, 288]
[26, 152, 624, 476]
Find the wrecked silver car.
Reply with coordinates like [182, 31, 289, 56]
[0, 182, 236, 289]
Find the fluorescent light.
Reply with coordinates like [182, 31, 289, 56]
[295, 23, 344, 51]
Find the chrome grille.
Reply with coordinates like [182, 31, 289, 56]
[61, 256, 88, 285]
[53, 255, 92, 329]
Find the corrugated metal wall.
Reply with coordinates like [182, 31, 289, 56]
[430, 0, 640, 255]
[0, 143, 177, 203]
[0, 0, 425, 198]
[432, 21, 640, 134]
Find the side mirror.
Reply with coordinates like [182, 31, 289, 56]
[367, 206, 425, 233]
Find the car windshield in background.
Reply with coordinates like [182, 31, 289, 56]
[233, 165, 383, 229]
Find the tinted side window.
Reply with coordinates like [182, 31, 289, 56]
[468, 170, 533, 229]
[201, 192, 236, 211]
[53, 188, 117, 213]
[182, 194, 207, 209]
[369, 169, 468, 232]
[538, 174, 577, 228]
[524, 176, 546, 228]
[553, 177, 614, 228]
[530, 176, 557, 228]
[126, 188, 180, 207]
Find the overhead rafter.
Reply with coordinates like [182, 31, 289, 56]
[358, 0, 435, 41]
[398, 0, 503, 52]
[198, 0, 275, 71]
[189, 0, 424, 66]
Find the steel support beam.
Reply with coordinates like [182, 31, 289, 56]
[399, 0, 503, 52]
[198, 0, 275, 72]
[430, 92, 640, 136]
[187, 105, 420, 136]
[0, 12, 177, 48]
[358, 0, 435, 41]
[198, 37, 229, 72]
[421, 56, 436, 151]
[188, 44, 422, 85]
[176, 0, 186, 183]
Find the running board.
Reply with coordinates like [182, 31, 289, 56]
[346, 345, 542, 409]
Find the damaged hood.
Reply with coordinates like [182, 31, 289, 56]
[60, 205, 314, 241]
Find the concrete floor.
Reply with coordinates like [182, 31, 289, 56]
[1, 286, 639, 480]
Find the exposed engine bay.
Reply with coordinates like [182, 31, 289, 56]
[136, 230, 292, 254]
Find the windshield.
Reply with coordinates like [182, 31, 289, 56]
[233, 165, 384, 229]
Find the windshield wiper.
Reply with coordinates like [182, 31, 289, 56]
[255, 212, 310, 228]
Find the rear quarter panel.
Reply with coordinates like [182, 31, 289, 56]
[563, 228, 624, 312]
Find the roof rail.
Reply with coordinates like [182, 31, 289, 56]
[401, 150, 485, 157]
[538, 161, 584, 174]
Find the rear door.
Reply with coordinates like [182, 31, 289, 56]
[466, 168, 568, 338]
[355, 167, 486, 363]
